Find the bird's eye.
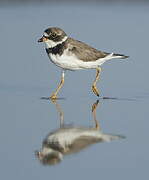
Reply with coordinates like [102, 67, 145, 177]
[51, 33, 57, 38]
[43, 35, 49, 38]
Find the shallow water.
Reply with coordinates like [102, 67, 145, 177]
[0, 3, 149, 179]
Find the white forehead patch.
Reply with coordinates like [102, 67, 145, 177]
[43, 32, 49, 37]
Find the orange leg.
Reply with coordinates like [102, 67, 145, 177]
[91, 67, 101, 97]
[50, 70, 65, 100]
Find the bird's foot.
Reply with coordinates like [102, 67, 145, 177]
[50, 94, 58, 102]
[92, 85, 100, 97]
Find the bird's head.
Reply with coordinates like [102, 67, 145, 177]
[35, 147, 63, 166]
[38, 27, 67, 48]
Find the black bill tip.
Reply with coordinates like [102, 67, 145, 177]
[38, 37, 43, 42]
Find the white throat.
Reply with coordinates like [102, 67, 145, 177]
[44, 36, 68, 49]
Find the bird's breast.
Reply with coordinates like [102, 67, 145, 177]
[46, 50, 80, 70]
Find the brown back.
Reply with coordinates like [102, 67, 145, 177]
[66, 38, 109, 62]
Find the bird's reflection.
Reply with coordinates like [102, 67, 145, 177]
[35, 100, 124, 165]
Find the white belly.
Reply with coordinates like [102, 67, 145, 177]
[48, 50, 114, 70]
[48, 53, 83, 70]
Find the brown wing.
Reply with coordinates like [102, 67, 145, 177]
[65, 136, 101, 155]
[66, 38, 109, 62]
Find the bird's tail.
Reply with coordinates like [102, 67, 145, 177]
[96, 133, 125, 142]
[102, 133, 125, 142]
[96, 52, 129, 66]
[110, 53, 129, 59]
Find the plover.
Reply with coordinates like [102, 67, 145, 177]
[38, 27, 129, 99]
[35, 100, 124, 165]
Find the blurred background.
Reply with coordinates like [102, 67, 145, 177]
[0, 0, 149, 180]
[1, 0, 149, 5]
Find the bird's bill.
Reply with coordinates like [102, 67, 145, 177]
[35, 150, 43, 159]
[38, 36, 48, 42]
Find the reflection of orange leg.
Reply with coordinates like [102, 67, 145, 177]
[91, 67, 101, 97]
[50, 71, 65, 100]
[53, 100, 64, 128]
[92, 100, 101, 130]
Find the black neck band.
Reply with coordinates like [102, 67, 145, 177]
[45, 41, 66, 56]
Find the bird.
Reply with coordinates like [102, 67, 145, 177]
[36, 126, 124, 165]
[38, 27, 129, 100]
[35, 100, 124, 165]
